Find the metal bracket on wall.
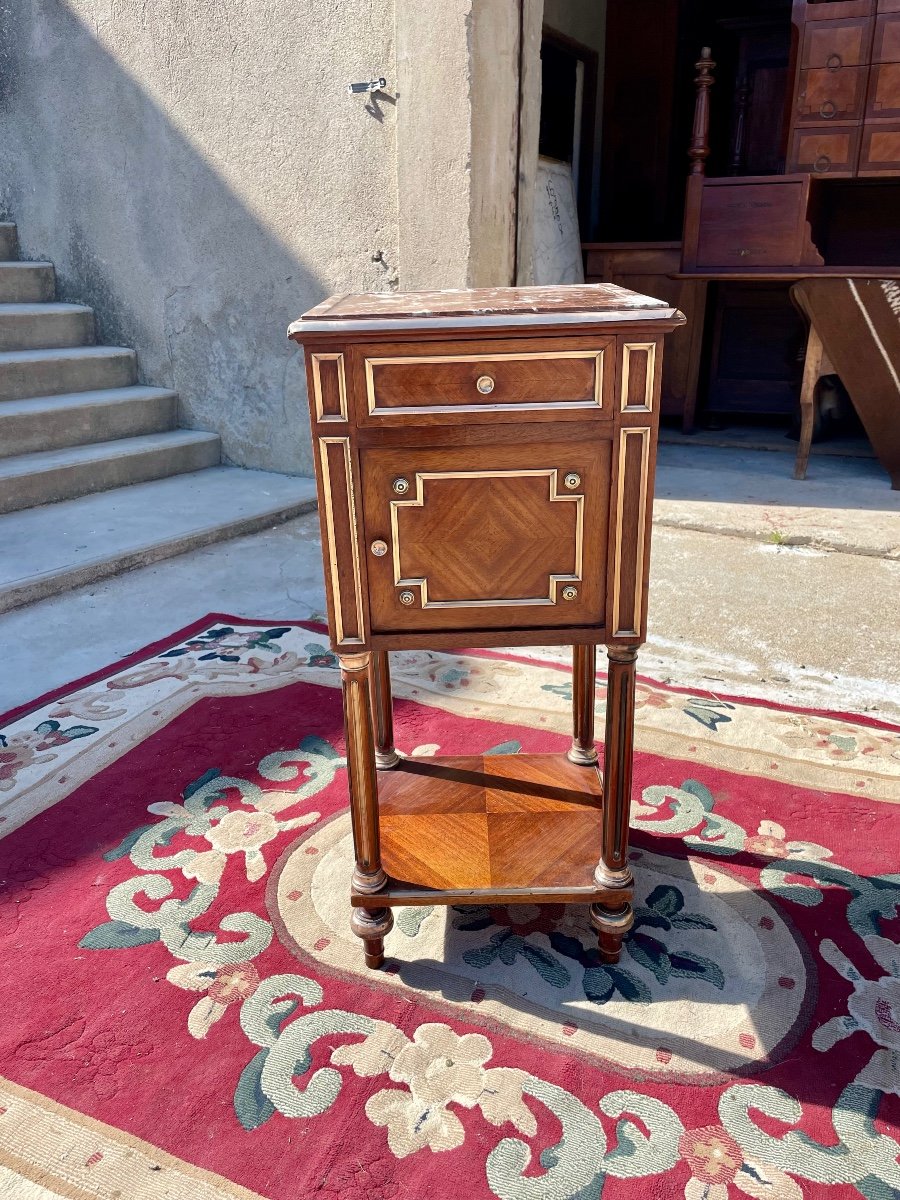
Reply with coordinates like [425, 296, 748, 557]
[348, 78, 387, 95]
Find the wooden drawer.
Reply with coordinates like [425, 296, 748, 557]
[858, 120, 900, 171]
[360, 441, 610, 634]
[795, 65, 869, 123]
[787, 125, 861, 173]
[874, 10, 900, 60]
[696, 181, 809, 268]
[867, 60, 900, 117]
[359, 338, 613, 424]
[802, 16, 873, 67]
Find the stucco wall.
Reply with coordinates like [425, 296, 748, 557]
[0, 0, 401, 475]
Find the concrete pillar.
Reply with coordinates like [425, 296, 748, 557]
[395, 0, 532, 290]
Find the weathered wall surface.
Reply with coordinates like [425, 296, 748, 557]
[0, 0, 400, 474]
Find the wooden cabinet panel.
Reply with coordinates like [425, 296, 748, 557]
[858, 121, 900, 170]
[795, 65, 869, 122]
[360, 441, 610, 634]
[867, 60, 900, 116]
[788, 125, 861, 173]
[359, 338, 613, 422]
[582, 243, 706, 422]
[696, 180, 815, 268]
[874, 12, 900, 59]
[802, 16, 873, 66]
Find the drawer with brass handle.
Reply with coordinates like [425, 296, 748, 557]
[355, 336, 615, 424]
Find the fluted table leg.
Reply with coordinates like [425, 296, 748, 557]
[370, 650, 400, 769]
[568, 644, 599, 765]
[339, 650, 392, 968]
[592, 645, 638, 963]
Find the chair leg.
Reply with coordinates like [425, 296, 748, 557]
[795, 324, 824, 481]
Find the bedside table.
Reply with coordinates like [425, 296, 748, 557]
[289, 284, 684, 970]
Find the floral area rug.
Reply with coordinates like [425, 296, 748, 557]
[1, 615, 899, 1200]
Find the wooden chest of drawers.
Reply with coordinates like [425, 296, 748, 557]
[289, 284, 684, 969]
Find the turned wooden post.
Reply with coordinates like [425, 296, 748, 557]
[369, 650, 400, 769]
[591, 644, 638, 963]
[689, 47, 716, 177]
[339, 651, 392, 968]
[568, 644, 599, 765]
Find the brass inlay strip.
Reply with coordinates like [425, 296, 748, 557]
[620, 342, 656, 413]
[311, 352, 348, 422]
[318, 437, 365, 644]
[365, 349, 605, 416]
[389, 469, 583, 608]
[612, 427, 651, 637]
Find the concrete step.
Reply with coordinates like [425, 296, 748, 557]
[0, 429, 221, 514]
[0, 262, 55, 302]
[0, 302, 95, 351]
[0, 467, 318, 612]
[0, 345, 136, 402]
[0, 224, 18, 262]
[0, 386, 178, 459]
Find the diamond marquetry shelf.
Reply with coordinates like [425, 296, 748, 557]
[289, 283, 684, 971]
[365, 753, 607, 904]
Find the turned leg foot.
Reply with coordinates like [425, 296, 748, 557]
[351, 906, 393, 969]
[590, 902, 634, 965]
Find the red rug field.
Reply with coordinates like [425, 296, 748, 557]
[1, 616, 898, 1199]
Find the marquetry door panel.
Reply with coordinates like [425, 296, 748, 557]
[361, 440, 610, 633]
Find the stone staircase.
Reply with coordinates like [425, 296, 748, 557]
[0, 220, 316, 613]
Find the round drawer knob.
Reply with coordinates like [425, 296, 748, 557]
[476, 375, 495, 395]
[392, 477, 410, 495]
[820, 100, 837, 119]
[561, 586, 578, 601]
[814, 154, 832, 173]
[399, 590, 416, 606]
[564, 472, 581, 490]
[371, 539, 388, 557]
[826, 53, 842, 70]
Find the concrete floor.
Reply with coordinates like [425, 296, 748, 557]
[2, 445, 898, 722]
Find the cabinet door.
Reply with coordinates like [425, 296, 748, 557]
[787, 125, 861, 173]
[361, 441, 610, 634]
[795, 65, 869, 122]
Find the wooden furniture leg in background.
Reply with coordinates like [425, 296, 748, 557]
[568, 644, 599, 765]
[794, 322, 824, 481]
[591, 645, 637, 963]
[340, 651, 393, 968]
[370, 650, 400, 769]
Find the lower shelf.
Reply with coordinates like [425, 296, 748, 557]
[355, 753, 610, 906]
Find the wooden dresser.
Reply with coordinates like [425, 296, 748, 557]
[288, 285, 684, 970]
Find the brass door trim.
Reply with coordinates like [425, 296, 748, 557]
[319, 436, 365, 644]
[620, 343, 657, 413]
[365, 349, 605, 416]
[311, 353, 348, 422]
[388, 468, 584, 608]
[612, 427, 651, 637]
